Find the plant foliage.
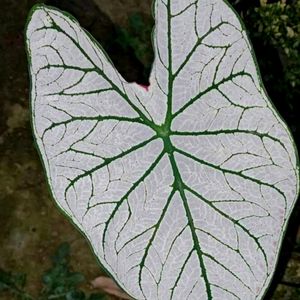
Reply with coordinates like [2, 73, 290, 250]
[25, 0, 299, 299]
[250, 0, 300, 88]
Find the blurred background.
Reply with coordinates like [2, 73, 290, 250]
[0, 0, 299, 299]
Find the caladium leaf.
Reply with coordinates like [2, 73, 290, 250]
[26, 1, 299, 299]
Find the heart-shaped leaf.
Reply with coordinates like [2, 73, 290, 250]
[26, 1, 299, 299]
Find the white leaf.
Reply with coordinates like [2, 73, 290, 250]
[26, 1, 299, 299]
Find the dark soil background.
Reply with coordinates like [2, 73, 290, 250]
[0, 0, 299, 299]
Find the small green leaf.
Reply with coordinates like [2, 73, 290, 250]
[52, 242, 71, 265]
[66, 290, 85, 300]
[66, 273, 85, 286]
[0, 269, 27, 291]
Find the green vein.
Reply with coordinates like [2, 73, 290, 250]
[195, 227, 256, 279]
[64, 135, 158, 200]
[43, 115, 144, 138]
[117, 225, 155, 256]
[170, 248, 195, 297]
[138, 188, 176, 297]
[37, 12, 156, 130]
[172, 21, 234, 79]
[45, 87, 114, 96]
[184, 184, 269, 272]
[172, 71, 252, 118]
[157, 224, 189, 287]
[171, 1, 197, 18]
[101, 151, 165, 259]
[211, 283, 240, 300]
[203, 251, 253, 292]
[174, 146, 287, 208]
[167, 144, 212, 299]
[171, 128, 290, 155]
[165, 0, 174, 129]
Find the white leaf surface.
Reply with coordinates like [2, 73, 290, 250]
[26, 1, 299, 299]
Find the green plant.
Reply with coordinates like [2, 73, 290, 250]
[25, 1, 299, 299]
[249, 0, 300, 89]
[0, 269, 31, 300]
[0, 243, 106, 300]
